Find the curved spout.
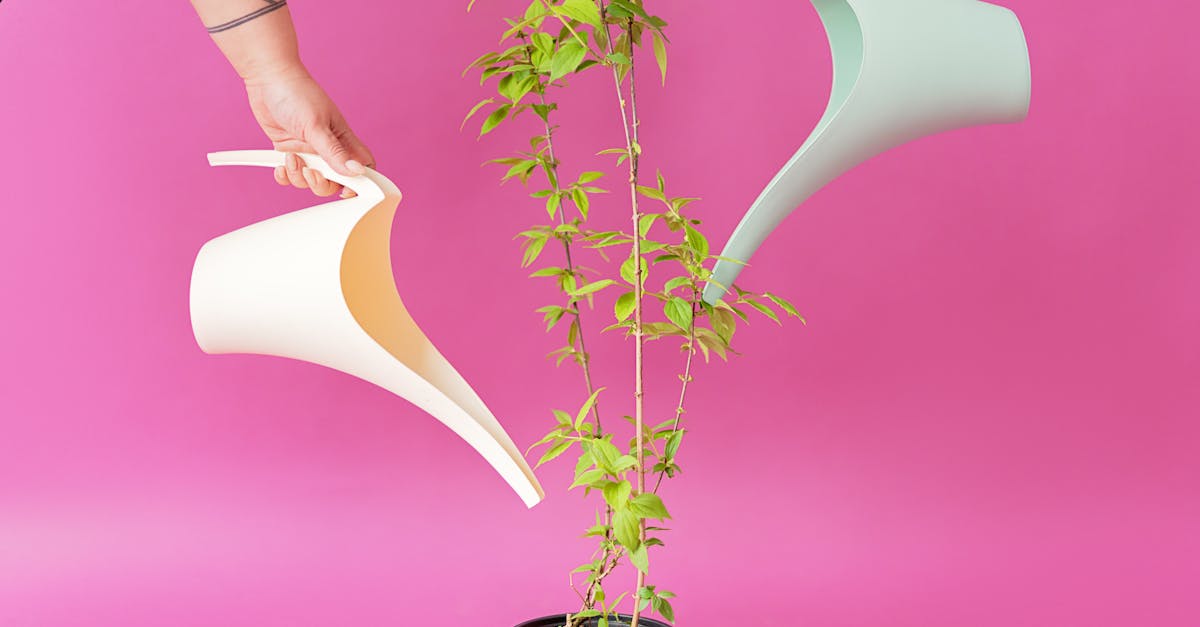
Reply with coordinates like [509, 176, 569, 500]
[704, 0, 1031, 304]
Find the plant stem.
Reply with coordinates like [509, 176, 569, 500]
[621, 18, 648, 627]
[527, 42, 605, 433]
[524, 42, 618, 617]
[655, 290, 699, 493]
[538, 97, 620, 614]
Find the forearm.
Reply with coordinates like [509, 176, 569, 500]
[189, 0, 305, 83]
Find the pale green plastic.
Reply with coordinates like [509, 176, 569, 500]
[703, 0, 1031, 304]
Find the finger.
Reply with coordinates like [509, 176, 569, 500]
[303, 167, 340, 197]
[309, 126, 361, 177]
[340, 128, 376, 174]
[340, 187, 357, 199]
[274, 166, 290, 186]
[284, 153, 308, 189]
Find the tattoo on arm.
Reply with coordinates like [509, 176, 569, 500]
[206, 0, 288, 34]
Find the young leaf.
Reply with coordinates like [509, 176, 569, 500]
[521, 235, 548, 267]
[550, 41, 587, 81]
[602, 480, 632, 511]
[684, 224, 709, 258]
[554, 0, 603, 27]
[480, 104, 511, 135]
[629, 543, 649, 573]
[620, 255, 648, 286]
[571, 187, 590, 218]
[536, 439, 572, 468]
[664, 296, 693, 330]
[575, 387, 604, 429]
[570, 469, 606, 489]
[744, 298, 782, 324]
[764, 291, 805, 321]
[461, 98, 495, 130]
[630, 493, 671, 519]
[612, 509, 641, 549]
[614, 291, 636, 322]
[651, 30, 668, 85]
[571, 278, 617, 297]
[655, 598, 676, 623]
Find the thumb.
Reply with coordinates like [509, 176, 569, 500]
[309, 126, 366, 177]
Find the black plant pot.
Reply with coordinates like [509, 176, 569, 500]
[515, 615, 671, 627]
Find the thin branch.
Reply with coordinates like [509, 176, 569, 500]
[621, 16, 648, 627]
[655, 289, 699, 493]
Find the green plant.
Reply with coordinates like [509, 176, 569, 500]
[464, 1, 802, 624]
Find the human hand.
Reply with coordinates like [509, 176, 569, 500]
[244, 68, 375, 198]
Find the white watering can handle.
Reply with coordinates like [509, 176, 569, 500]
[206, 150, 387, 200]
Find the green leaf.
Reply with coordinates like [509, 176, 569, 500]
[630, 493, 671, 519]
[609, 0, 649, 19]
[570, 468, 606, 489]
[536, 439, 572, 468]
[577, 171, 605, 184]
[663, 276, 691, 293]
[664, 296, 693, 330]
[532, 102, 557, 121]
[665, 430, 683, 458]
[480, 104, 511, 135]
[764, 291, 805, 321]
[575, 387, 604, 429]
[651, 31, 668, 85]
[532, 31, 555, 56]
[710, 307, 736, 344]
[628, 543, 649, 573]
[745, 298, 782, 324]
[611, 454, 638, 472]
[606, 52, 631, 65]
[461, 98, 494, 130]
[656, 598, 676, 623]
[529, 266, 564, 278]
[550, 41, 587, 81]
[620, 255, 648, 286]
[684, 224, 709, 258]
[636, 185, 665, 201]
[590, 438, 622, 472]
[571, 187, 590, 218]
[614, 291, 636, 322]
[638, 213, 660, 237]
[602, 480, 632, 510]
[612, 509, 641, 549]
[570, 561, 598, 575]
[503, 159, 537, 181]
[554, 0, 603, 27]
[575, 448, 595, 475]
[571, 278, 616, 297]
[521, 234, 548, 267]
[545, 192, 561, 218]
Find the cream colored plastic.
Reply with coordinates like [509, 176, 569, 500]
[190, 150, 544, 508]
[704, 0, 1031, 303]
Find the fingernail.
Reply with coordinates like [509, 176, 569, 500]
[302, 167, 318, 188]
[286, 153, 299, 170]
[346, 159, 366, 175]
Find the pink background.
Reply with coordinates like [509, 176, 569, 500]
[2, 1, 1197, 625]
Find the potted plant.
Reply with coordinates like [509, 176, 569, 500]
[465, 1, 802, 625]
